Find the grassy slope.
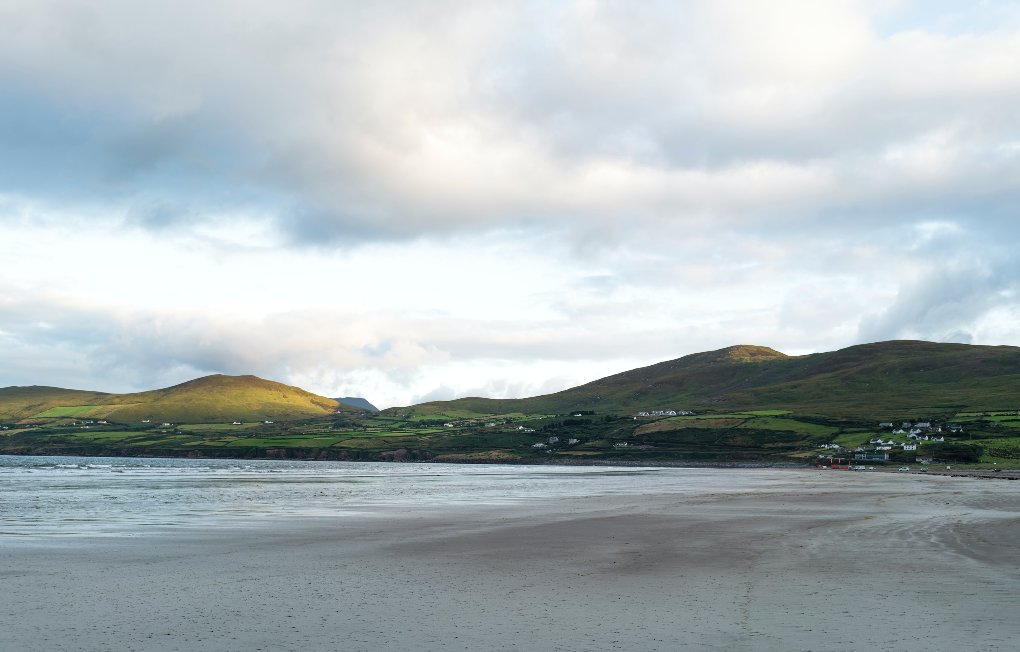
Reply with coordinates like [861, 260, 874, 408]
[0, 387, 113, 421]
[394, 341, 1020, 417]
[0, 375, 342, 423]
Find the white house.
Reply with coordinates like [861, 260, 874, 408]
[903, 443, 917, 451]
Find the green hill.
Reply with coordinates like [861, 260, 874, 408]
[0, 375, 343, 423]
[0, 386, 114, 421]
[394, 341, 1020, 418]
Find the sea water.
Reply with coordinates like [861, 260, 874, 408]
[0, 455, 792, 537]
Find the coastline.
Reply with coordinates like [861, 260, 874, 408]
[3, 449, 1018, 481]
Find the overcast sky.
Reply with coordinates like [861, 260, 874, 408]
[2, 1, 1019, 408]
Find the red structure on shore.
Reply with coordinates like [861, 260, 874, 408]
[816, 457, 851, 469]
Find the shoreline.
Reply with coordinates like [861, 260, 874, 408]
[3, 449, 1019, 481]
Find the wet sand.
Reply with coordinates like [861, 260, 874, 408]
[1, 471, 1017, 651]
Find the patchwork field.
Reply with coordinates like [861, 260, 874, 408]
[1, 406, 1014, 467]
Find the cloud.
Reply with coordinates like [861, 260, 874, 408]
[0, 1, 1017, 245]
[858, 261, 1017, 345]
[857, 222, 1020, 343]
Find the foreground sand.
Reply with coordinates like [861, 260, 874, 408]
[1, 471, 1017, 651]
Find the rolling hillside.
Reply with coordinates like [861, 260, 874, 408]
[0, 375, 343, 423]
[394, 341, 1020, 417]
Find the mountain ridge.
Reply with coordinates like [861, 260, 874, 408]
[392, 340, 1020, 417]
[5, 340, 1020, 423]
[0, 374, 343, 423]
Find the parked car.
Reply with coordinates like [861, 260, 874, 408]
[898, 466, 911, 472]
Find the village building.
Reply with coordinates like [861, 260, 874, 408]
[854, 450, 890, 462]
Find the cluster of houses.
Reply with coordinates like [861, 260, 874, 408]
[531, 436, 581, 449]
[68, 419, 111, 429]
[878, 421, 964, 436]
[635, 409, 695, 417]
[819, 419, 960, 463]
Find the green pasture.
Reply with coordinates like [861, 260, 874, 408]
[660, 413, 755, 421]
[227, 436, 346, 448]
[743, 416, 837, 436]
[60, 430, 143, 442]
[178, 423, 263, 432]
[642, 413, 838, 436]
[32, 405, 107, 418]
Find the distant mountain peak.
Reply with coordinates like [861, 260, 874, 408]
[169, 374, 274, 390]
[712, 345, 788, 363]
[664, 344, 788, 369]
[333, 397, 379, 413]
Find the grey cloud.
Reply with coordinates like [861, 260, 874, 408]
[1, 1, 1018, 246]
[858, 257, 1019, 344]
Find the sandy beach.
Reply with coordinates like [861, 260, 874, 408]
[1, 469, 1017, 651]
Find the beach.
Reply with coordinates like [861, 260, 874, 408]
[1, 463, 1017, 651]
